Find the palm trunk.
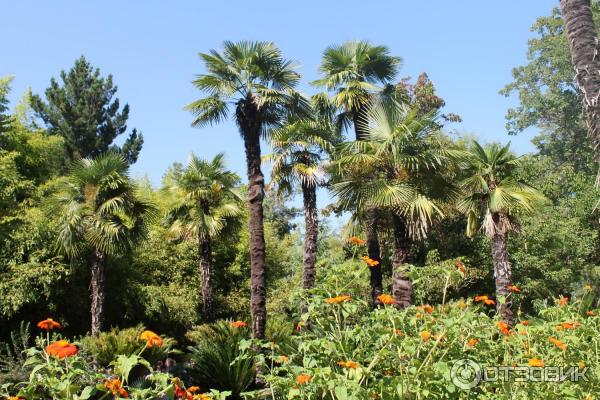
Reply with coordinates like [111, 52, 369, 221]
[391, 214, 412, 309]
[365, 208, 383, 306]
[491, 213, 514, 325]
[302, 183, 318, 289]
[90, 249, 106, 335]
[560, 0, 600, 180]
[199, 235, 213, 321]
[239, 95, 267, 340]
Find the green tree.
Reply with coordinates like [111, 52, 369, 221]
[31, 56, 143, 163]
[332, 100, 456, 307]
[51, 153, 155, 334]
[164, 153, 243, 320]
[314, 41, 401, 303]
[186, 41, 307, 339]
[500, 5, 600, 172]
[0, 76, 14, 134]
[458, 141, 545, 324]
[266, 117, 336, 290]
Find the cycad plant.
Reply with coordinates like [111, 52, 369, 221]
[51, 153, 155, 334]
[314, 41, 402, 305]
[163, 153, 242, 320]
[332, 100, 458, 307]
[187, 41, 308, 339]
[458, 141, 545, 324]
[266, 115, 337, 290]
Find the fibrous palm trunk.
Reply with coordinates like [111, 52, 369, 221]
[491, 212, 514, 325]
[302, 182, 318, 289]
[391, 214, 412, 309]
[90, 249, 106, 335]
[560, 0, 600, 181]
[239, 94, 267, 340]
[199, 235, 213, 321]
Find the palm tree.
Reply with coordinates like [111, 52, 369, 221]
[164, 153, 243, 321]
[559, 0, 600, 180]
[52, 153, 155, 335]
[265, 118, 336, 290]
[314, 41, 401, 303]
[186, 41, 308, 339]
[332, 100, 456, 307]
[458, 141, 545, 324]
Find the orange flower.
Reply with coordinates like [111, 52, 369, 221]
[549, 336, 567, 351]
[7, 397, 25, 400]
[508, 285, 521, 293]
[337, 360, 359, 369]
[377, 294, 395, 305]
[296, 374, 312, 385]
[231, 321, 248, 328]
[456, 260, 466, 275]
[140, 330, 163, 348]
[420, 330, 431, 342]
[187, 387, 200, 394]
[295, 321, 304, 332]
[360, 256, 380, 267]
[37, 318, 62, 331]
[104, 378, 129, 398]
[193, 395, 211, 400]
[466, 338, 479, 348]
[557, 321, 579, 330]
[174, 384, 191, 400]
[394, 329, 404, 336]
[586, 310, 595, 316]
[578, 361, 586, 370]
[419, 305, 434, 314]
[520, 320, 530, 326]
[277, 355, 289, 363]
[45, 340, 78, 359]
[557, 296, 569, 306]
[325, 295, 352, 304]
[474, 295, 495, 306]
[528, 358, 544, 367]
[348, 236, 366, 246]
[497, 321, 510, 335]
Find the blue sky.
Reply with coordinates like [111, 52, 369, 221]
[2, 0, 556, 187]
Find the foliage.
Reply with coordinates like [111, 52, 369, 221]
[30, 56, 144, 163]
[0, 322, 32, 385]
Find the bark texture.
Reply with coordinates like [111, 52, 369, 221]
[302, 183, 318, 289]
[391, 215, 412, 309]
[238, 93, 267, 340]
[365, 208, 383, 306]
[90, 249, 106, 335]
[491, 212, 514, 325]
[560, 0, 600, 180]
[199, 235, 213, 321]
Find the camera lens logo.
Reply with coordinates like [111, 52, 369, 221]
[451, 359, 482, 389]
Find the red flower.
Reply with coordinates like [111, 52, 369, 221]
[37, 318, 62, 331]
[45, 340, 78, 359]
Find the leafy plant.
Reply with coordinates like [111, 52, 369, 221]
[0, 322, 32, 385]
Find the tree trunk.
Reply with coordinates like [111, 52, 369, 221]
[391, 215, 412, 309]
[491, 213, 514, 325]
[239, 95, 267, 340]
[199, 235, 213, 321]
[560, 0, 600, 181]
[302, 183, 318, 289]
[90, 249, 106, 335]
[365, 208, 383, 306]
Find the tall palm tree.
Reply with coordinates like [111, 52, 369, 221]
[560, 0, 600, 181]
[265, 118, 336, 290]
[164, 153, 243, 321]
[186, 41, 308, 339]
[458, 141, 545, 324]
[52, 153, 155, 335]
[314, 41, 401, 304]
[332, 100, 457, 307]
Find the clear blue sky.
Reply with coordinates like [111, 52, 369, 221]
[2, 0, 556, 186]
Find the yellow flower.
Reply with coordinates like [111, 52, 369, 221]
[528, 358, 544, 367]
[578, 361, 586, 370]
[420, 330, 431, 342]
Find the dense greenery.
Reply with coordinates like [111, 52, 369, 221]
[1, 3, 600, 399]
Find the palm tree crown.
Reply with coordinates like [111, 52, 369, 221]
[458, 141, 546, 238]
[164, 153, 243, 242]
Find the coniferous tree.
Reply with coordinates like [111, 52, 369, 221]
[31, 56, 143, 163]
[0, 76, 13, 134]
